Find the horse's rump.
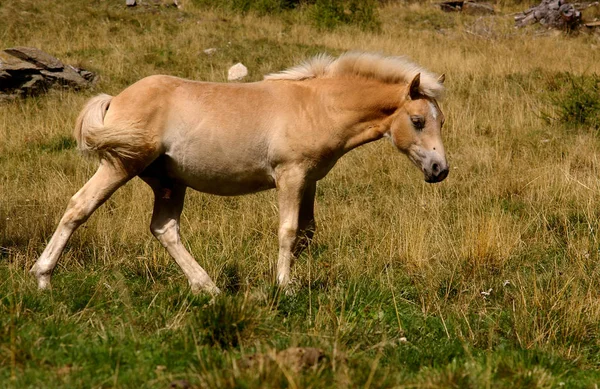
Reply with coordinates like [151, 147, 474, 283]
[74, 93, 159, 165]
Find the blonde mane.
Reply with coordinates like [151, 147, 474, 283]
[264, 52, 444, 99]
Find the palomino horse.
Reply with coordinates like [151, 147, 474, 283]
[31, 52, 448, 294]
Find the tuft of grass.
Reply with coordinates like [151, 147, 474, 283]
[193, 294, 272, 348]
[543, 72, 600, 130]
[192, 0, 380, 30]
[310, 0, 381, 31]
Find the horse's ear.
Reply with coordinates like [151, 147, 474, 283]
[438, 73, 446, 84]
[408, 73, 421, 100]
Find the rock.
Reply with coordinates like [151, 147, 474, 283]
[4, 47, 64, 71]
[439, 1, 494, 15]
[20, 74, 46, 95]
[203, 48, 217, 55]
[239, 347, 325, 372]
[79, 69, 96, 82]
[168, 380, 191, 389]
[0, 51, 38, 72]
[0, 47, 96, 100]
[462, 2, 495, 15]
[227, 62, 248, 81]
[40, 65, 90, 89]
[126, 0, 136, 6]
[277, 347, 325, 371]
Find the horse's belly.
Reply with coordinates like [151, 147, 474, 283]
[164, 154, 276, 196]
[180, 171, 276, 196]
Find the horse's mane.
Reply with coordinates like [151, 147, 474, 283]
[264, 52, 444, 99]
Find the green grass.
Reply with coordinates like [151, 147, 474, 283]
[5, 268, 600, 387]
[2, 0, 600, 388]
[544, 72, 600, 130]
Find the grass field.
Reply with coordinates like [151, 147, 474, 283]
[2, 0, 600, 387]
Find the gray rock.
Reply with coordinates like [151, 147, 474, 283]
[439, 1, 494, 15]
[0, 47, 96, 100]
[20, 74, 47, 95]
[0, 51, 38, 72]
[4, 47, 64, 71]
[79, 69, 96, 82]
[462, 2, 494, 15]
[40, 67, 88, 89]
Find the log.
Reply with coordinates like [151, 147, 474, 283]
[514, 0, 582, 30]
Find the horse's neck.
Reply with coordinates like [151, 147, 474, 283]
[310, 78, 404, 153]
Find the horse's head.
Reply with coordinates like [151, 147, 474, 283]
[386, 73, 448, 183]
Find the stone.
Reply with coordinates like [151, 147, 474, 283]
[168, 380, 191, 389]
[462, 2, 495, 15]
[41, 65, 90, 89]
[277, 347, 325, 371]
[440, 1, 494, 15]
[0, 51, 38, 72]
[203, 48, 217, 55]
[0, 47, 96, 100]
[78, 69, 97, 82]
[126, 0, 136, 6]
[4, 47, 64, 71]
[227, 62, 248, 81]
[20, 74, 47, 95]
[239, 347, 325, 372]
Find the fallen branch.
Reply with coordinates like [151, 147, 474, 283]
[514, 0, 583, 30]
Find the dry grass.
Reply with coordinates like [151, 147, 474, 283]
[2, 0, 600, 387]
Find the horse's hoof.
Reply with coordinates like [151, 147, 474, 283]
[190, 282, 221, 296]
[30, 265, 51, 290]
[36, 274, 52, 290]
[283, 278, 300, 296]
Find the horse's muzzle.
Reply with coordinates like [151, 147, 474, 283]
[425, 163, 449, 183]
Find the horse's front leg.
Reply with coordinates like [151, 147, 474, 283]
[293, 181, 316, 257]
[275, 169, 310, 288]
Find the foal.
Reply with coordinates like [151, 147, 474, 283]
[31, 52, 448, 294]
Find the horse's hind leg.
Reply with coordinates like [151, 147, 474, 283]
[142, 178, 220, 295]
[31, 160, 133, 289]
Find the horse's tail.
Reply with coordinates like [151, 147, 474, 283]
[74, 94, 157, 163]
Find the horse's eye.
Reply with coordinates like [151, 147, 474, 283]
[411, 116, 425, 131]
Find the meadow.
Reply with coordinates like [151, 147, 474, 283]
[2, 0, 600, 387]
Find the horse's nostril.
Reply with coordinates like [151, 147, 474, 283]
[437, 168, 449, 181]
[432, 163, 439, 174]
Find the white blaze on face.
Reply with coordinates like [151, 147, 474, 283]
[428, 101, 438, 121]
